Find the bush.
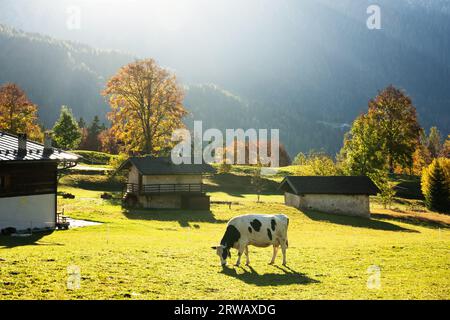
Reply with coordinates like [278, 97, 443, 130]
[72, 150, 117, 165]
[293, 151, 339, 176]
[369, 170, 397, 209]
[108, 153, 129, 172]
[421, 158, 450, 213]
[217, 162, 232, 174]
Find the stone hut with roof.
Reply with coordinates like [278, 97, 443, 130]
[279, 176, 379, 218]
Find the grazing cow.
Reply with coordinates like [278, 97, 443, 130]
[212, 214, 289, 266]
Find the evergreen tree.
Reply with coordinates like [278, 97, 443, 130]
[421, 158, 450, 213]
[52, 106, 81, 149]
[78, 117, 86, 129]
[427, 126, 443, 159]
[442, 135, 450, 158]
[86, 115, 102, 150]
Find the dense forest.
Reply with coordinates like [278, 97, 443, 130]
[1, 0, 449, 156]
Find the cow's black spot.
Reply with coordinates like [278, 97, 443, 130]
[271, 219, 276, 231]
[248, 226, 252, 233]
[220, 225, 241, 257]
[267, 228, 272, 240]
[250, 219, 262, 232]
[221, 247, 231, 260]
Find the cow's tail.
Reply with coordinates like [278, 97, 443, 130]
[285, 216, 289, 248]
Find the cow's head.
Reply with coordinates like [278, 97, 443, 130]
[211, 245, 231, 266]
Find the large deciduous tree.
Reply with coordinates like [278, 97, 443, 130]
[339, 113, 385, 175]
[340, 85, 421, 174]
[0, 82, 42, 140]
[367, 85, 421, 172]
[103, 59, 187, 155]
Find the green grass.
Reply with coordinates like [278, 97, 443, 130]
[0, 172, 449, 300]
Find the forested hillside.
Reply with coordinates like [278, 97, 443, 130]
[0, 24, 133, 126]
[1, 0, 449, 156]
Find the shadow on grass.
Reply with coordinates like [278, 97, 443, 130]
[0, 230, 64, 248]
[301, 209, 418, 233]
[371, 212, 449, 229]
[59, 174, 124, 192]
[205, 173, 281, 197]
[220, 264, 319, 286]
[123, 209, 228, 227]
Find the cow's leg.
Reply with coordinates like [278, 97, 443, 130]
[281, 240, 287, 266]
[235, 245, 244, 266]
[244, 246, 250, 266]
[269, 245, 279, 265]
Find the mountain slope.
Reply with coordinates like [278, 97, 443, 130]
[0, 24, 134, 126]
[1, 0, 449, 156]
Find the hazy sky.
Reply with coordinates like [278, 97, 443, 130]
[0, 0, 353, 84]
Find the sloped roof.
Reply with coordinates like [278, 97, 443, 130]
[280, 176, 380, 195]
[118, 156, 215, 175]
[0, 131, 78, 162]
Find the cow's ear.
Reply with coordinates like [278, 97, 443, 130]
[211, 246, 217, 250]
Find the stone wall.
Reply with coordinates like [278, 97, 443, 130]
[284, 192, 370, 218]
[138, 194, 182, 209]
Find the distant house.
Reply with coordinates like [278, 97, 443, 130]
[0, 132, 78, 232]
[119, 157, 214, 210]
[279, 176, 380, 218]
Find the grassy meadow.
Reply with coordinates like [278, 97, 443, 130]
[0, 167, 449, 300]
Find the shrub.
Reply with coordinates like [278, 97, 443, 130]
[293, 151, 339, 176]
[72, 150, 117, 165]
[108, 153, 129, 172]
[421, 158, 450, 213]
[379, 182, 397, 209]
[368, 170, 397, 209]
[217, 162, 232, 174]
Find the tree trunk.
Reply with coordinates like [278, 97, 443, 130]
[143, 137, 152, 156]
[389, 156, 394, 174]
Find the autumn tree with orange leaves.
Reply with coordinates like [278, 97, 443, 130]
[103, 59, 187, 155]
[368, 85, 421, 172]
[340, 85, 421, 175]
[0, 83, 42, 140]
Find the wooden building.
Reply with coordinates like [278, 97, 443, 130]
[119, 157, 214, 210]
[280, 176, 379, 218]
[0, 132, 78, 232]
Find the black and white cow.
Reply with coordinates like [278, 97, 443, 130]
[212, 214, 289, 266]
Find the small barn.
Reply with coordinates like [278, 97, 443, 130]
[279, 176, 380, 218]
[119, 157, 214, 210]
[0, 132, 78, 232]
